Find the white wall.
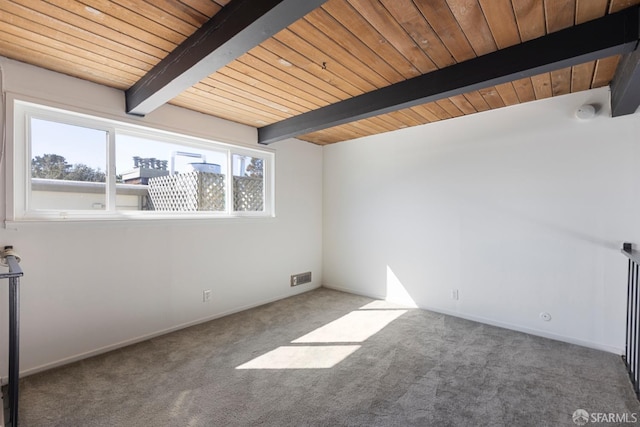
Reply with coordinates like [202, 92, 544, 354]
[2, 53, 637, 380]
[0, 57, 323, 377]
[323, 87, 640, 353]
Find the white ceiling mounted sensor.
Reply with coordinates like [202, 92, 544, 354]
[575, 104, 597, 120]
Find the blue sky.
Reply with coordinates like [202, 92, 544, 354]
[30, 118, 230, 175]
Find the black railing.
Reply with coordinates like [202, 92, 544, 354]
[0, 247, 22, 427]
[623, 242, 640, 397]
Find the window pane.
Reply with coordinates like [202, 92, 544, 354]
[232, 154, 264, 212]
[116, 134, 227, 212]
[30, 118, 107, 210]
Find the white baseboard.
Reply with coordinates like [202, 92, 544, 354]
[9, 281, 621, 383]
[8, 285, 321, 382]
[322, 283, 387, 300]
[321, 284, 623, 355]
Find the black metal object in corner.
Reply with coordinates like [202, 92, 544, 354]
[622, 242, 640, 399]
[0, 247, 23, 427]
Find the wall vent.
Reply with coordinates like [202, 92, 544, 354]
[291, 272, 312, 287]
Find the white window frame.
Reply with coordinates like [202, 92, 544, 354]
[7, 98, 275, 222]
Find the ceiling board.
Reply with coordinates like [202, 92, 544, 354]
[436, 98, 464, 118]
[272, 28, 367, 97]
[479, 87, 506, 109]
[381, 0, 456, 69]
[531, 73, 553, 99]
[551, 67, 572, 96]
[576, 0, 609, 23]
[349, 0, 438, 73]
[462, 91, 491, 112]
[305, 7, 406, 84]
[0, 0, 638, 145]
[321, 0, 422, 79]
[512, 0, 545, 42]
[571, 62, 596, 92]
[178, 0, 225, 17]
[449, 94, 477, 115]
[259, 6, 640, 144]
[478, 0, 521, 49]
[593, 56, 622, 86]
[610, 0, 640, 13]
[495, 82, 520, 106]
[289, 17, 391, 89]
[415, 0, 477, 63]
[446, 0, 497, 56]
[411, 105, 440, 122]
[126, 0, 328, 114]
[258, 38, 354, 100]
[512, 77, 536, 103]
[59, 0, 181, 51]
[544, 0, 575, 32]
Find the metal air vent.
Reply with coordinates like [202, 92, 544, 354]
[291, 272, 312, 287]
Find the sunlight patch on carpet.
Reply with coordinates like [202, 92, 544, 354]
[292, 310, 407, 343]
[236, 345, 361, 369]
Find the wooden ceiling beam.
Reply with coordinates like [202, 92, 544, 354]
[611, 47, 640, 116]
[258, 5, 640, 145]
[126, 0, 327, 116]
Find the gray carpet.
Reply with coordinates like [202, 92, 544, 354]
[16, 288, 640, 426]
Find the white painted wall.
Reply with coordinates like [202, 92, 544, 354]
[1, 51, 637, 381]
[0, 57, 323, 377]
[323, 87, 640, 353]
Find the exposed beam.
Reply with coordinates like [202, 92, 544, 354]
[611, 47, 640, 116]
[258, 6, 640, 145]
[126, 0, 327, 116]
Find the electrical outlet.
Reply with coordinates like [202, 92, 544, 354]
[203, 289, 212, 303]
[451, 289, 459, 300]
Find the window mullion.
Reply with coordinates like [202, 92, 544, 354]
[265, 155, 273, 215]
[106, 129, 116, 211]
[226, 149, 233, 214]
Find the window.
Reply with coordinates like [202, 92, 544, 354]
[9, 100, 274, 220]
[115, 133, 229, 213]
[232, 154, 265, 212]
[30, 118, 108, 211]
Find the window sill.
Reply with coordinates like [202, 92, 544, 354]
[4, 212, 277, 229]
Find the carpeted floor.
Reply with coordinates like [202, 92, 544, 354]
[16, 288, 640, 426]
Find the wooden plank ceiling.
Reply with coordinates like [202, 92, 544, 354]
[0, 0, 639, 145]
